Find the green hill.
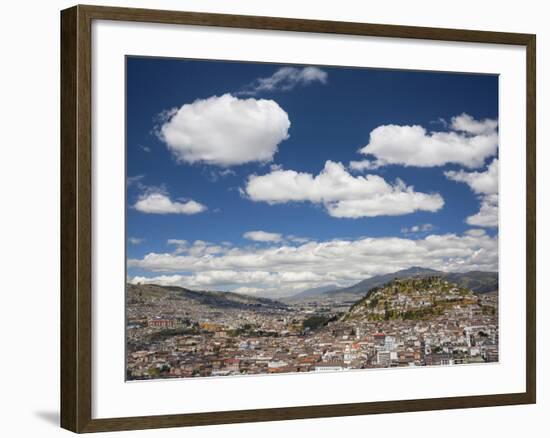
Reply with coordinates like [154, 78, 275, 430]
[344, 276, 479, 322]
[316, 267, 497, 300]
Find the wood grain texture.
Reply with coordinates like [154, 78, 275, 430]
[60, 4, 537, 433]
[60, 5, 78, 432]
[525, 34, 536, 404]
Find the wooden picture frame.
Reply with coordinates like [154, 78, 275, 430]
[61, 4, 536, 433]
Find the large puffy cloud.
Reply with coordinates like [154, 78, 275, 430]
[159, 94, 290, 166]
[445, 159, 499, 227]
[238, 66, 327, 96]
[243, 160, 444, 218]
[134, 192, 206, 215]
[356, 113, 498, 169]
[128, 232, 498, 297]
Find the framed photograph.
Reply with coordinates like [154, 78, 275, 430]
[60, 4, 536, 433]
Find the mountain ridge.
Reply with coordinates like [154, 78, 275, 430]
[288, 284, 342, 300]
[290, 267, 498, 300]
[127, 283, 288, 310]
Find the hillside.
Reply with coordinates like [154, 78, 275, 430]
[344, 276, 479, 322]
[127, 283, 287, 310]
[287, 284, 341, 301]
[324, 267, 439, 298]
[444, 271, 498, 294]
[304, 267, 498, 300]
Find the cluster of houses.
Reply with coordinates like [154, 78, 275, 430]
[127, 291, 499, 379]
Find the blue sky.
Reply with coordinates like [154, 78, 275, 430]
[126, 56, 499, 297]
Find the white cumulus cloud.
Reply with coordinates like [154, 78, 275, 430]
[128, 231, 498, 298]
[243, 231, 283, 242]
[465, 194, 498, 227]
[244, 160, 444, 218]
[464, 229, 487, 237]
[158, 94, 290, 167]
[445, 159, 499, 227]
[238, 66, 328, 96]
[445, 158, 498, 195]
[450, 113, 498, 135]
[134, 192, 206, 215]
[357, 113, 498, 169]
[349, 159, 380, 171]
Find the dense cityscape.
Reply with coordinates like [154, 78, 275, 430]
[125, 60, 500, 382]
[126, 271, 498, 380]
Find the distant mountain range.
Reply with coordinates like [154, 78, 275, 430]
[290, 267, 498, 300]
[128, 267, 498, 305]
[290, 284, 341, 300]
[127, 283, 287, 310]
[443, 271, 499, 294]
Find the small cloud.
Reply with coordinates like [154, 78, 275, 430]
[151, 107, 178, 139]
[450, 113, 498, 135]
[138, 144, 151, 153]
[242, 232, 310, 245]
[167, 239, 189, 254]
[287, 235, 310, 244]
[465, 194, 498, 228]
[401, 223, 435, 234]
[134, 191, 207, 215]
[127, 175, 145, 187]
[243, 230, 283, 243]
[167, 239, 188, 246]
[237, 66, 328, 96]
[445, 159, 498, 228]
[349, 159, 381, 172]
[465, 229, 487, 237]
[219, 169, 236, 177]
[444, 158, 498, 195]
[128, 237, 144, 245]
[155, 107, 178, 123]
[205, 168, 236, 182]
[429, 117, 449, 128]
